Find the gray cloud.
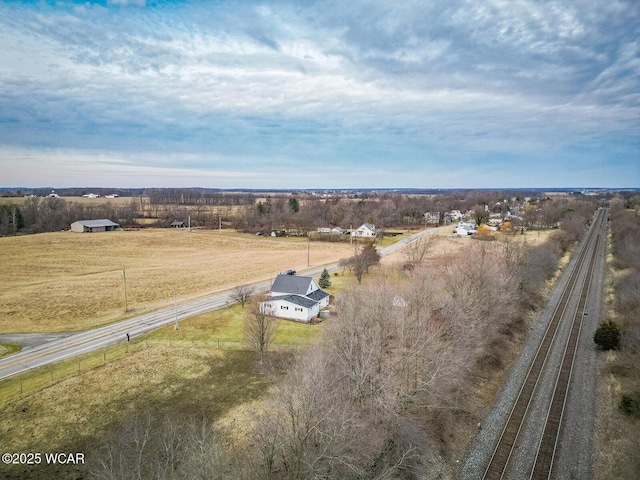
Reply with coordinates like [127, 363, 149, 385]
[0, 0, 637, 188]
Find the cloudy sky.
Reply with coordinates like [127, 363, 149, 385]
[1, 0, 638, 189]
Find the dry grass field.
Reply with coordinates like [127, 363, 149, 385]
[0, 228, 563, 479]
[0, 292, 337, 479]
[0, 229, 353, 334]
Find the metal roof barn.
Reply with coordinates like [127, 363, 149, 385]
[70, 219, 120, 233]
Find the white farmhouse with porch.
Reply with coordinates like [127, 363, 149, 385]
[352, 223, 377, 238]
[260, 273, 330, 322]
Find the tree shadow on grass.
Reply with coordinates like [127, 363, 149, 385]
[0, 349, 282, 480]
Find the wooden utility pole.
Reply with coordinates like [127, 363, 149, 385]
[174, 291, 179, 330]
[121, 264, 128, 313]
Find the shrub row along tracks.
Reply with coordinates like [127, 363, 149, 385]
[0, 228, 440, 381]
[460, 208, 608, 480]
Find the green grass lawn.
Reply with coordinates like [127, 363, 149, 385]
[0, 342, 21, 359]
[144, 301, 327, 347]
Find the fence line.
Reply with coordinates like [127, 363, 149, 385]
[0, 338, 303, 404]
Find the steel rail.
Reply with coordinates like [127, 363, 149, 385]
[529, 224, 603, 479]
[482, 208, 606, 479]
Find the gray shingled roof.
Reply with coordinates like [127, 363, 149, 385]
[271, 295, 318, 309]
[75, 219, 120, 228]
[271, 274, 314, 295]
[307, 289, 329, 301]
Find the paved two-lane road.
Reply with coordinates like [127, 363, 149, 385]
[0, 227, 443, 380]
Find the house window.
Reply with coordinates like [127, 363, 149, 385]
[295, 307, 303, 312]
[280, 305, 288, 310]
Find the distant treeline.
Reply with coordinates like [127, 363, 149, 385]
[148, 189, 256, 206]
[0, 196, 139, 235]
[1, 187, 150, 198]
[0, 188, 632, 237]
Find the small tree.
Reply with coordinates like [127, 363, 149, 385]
[231, 285, 254, 308]
[594, 320, 621, 350]
[319, 268, 331, 288]
[353, 244, 380, 284]
[338, 256, 354, 275]
[360, 244, 380, 273]
[245, 296, 277, 362]
[620, 392, 640, 418]
[288, 197, 300, 213]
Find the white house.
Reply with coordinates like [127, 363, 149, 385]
[449, 210, 464, 220]
[457, 221, 476, 230]
[352, 223, 377, 238]
[260, 273, 330, 322]
[455, 227, 475, 237]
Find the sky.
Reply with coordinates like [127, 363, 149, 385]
[0, 0, 638, 189]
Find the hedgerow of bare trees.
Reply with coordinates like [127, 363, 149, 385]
[594, 196, 640, 479]
[242, 237, 550, 478]
[89, 413, 226, 480]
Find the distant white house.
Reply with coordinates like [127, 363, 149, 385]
[70, 219, 120, 233]
[457, 221, 474, 229]
[352, 223, 377, 238]
[317, 226, 344, 235]
[260, 273, 330, 322]
[449, 210, 464, 220]
[455, 227, 475, 237]
[82, 193, 100, 198]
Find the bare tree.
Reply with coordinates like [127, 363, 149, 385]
[402, 235, 437, 265]
[89, 413, 226, 480]
[90, 412, 153, 480]
[352, 244, 380, 283]
[180, 416, 223, 480]
[338, 256, 355, 275]
[244, 296, 277, 362]
[231, 285, 255, 308]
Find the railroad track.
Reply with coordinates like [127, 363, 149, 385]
[483, 208, 607, 480]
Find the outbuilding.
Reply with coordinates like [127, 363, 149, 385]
[70, 219, 120, 233]
[352, 223, 377, 238]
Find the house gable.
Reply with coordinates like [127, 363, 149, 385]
[352, 223, 377, 237]
[270, 274, 320, 297]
